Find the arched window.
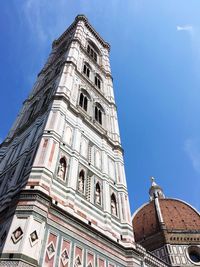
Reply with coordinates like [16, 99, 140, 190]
[57, 157, 67, 180]
[79, 90, 90, 112]
[79, 93, 88, 111]
[83, 63, 91, 78]
[42, 88, 51, 107]
[94, 103, 104, 125]
[27, 101, 38, 121]
[78, 170, 85, 193]
[95, 107, 102, 124]
[44, 72, 51, 84]
[18, 154, 32, 183]
[55, 61, 61, 75]
[87, 45, 97, 62]
[95, 74, 101, 89]
[79, 93, 84, 107]
[95, 182, 101, 205]
[9, 168, 16, 185]
[42, 94, 49, 108]
[87, 40, 100, 63]
[111, 193, 117, 216]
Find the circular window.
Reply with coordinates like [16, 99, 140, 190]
[187, 246, 200, 265]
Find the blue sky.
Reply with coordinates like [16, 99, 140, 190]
[0, 0, 200, 213]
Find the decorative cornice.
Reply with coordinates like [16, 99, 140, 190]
[53, 15, 110, 51]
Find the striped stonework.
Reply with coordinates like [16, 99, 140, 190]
[0, 15, 169, 267]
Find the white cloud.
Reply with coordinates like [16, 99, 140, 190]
[20, 0, 68, 44]
[184, 138, 200, 173]
[177, 25, 193, 32]
[176, 24, 200, 79]
[22, 0, 48, 43]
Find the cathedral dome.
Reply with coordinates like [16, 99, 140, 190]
[133, 198, 200, 243]
[132, 178, 200, 254]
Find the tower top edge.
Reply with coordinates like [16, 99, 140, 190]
[53, 14, 110, 51]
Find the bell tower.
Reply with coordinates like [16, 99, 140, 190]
[0, 15, 134, 266]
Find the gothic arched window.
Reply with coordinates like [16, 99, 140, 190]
[87, 45, 97, 62]
[95, 182, 101, 205]
[78, 169, 85, 193]
[79, 93, 88, 111]
[27, 101, 38, 121]
[94, 103, 104, 125]
[57, 157, 67, 180]
[44, 72, 51, 85]
[111, 193, 117, 216]
[55, 61, 62, 75]
[18, 153, 32, 183]
[87, 40, 100, 63]
[83, 63, 91, 78]
[79, 90, 90, 112]
[42, 88, 51, 108]
[95, 74, 101, 89]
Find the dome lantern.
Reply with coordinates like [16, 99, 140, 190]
[149, 177, 165, 201]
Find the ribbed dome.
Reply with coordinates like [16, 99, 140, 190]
[133, 199, 200, 242]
